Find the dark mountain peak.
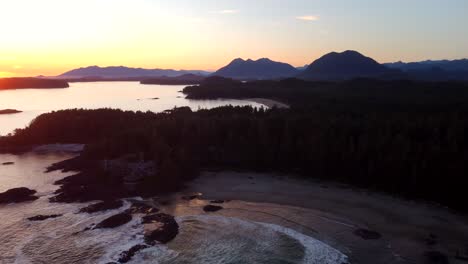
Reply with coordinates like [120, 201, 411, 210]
[231, 58, 245, 63]
[298, 50, 397, 80]
[214, 58, 298, 80]
[257, 58, 273, 63]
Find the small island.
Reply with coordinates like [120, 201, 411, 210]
[0, 109, 22, 115]
[0, 78, 69, 90]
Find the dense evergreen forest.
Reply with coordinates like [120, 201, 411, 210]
[1, 86, 468, 211]
[184, 77, 468, 111]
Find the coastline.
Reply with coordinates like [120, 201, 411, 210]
[180, 171, 468, 264]
[247, 98, 290, 109]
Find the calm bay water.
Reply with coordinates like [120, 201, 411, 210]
[0, 82, 264, 135]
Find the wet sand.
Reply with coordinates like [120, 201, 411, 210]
[247, 98, 290, 109]
[175, 171, 468, 264]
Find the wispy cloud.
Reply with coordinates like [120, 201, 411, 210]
[296, 15, 319, 21]
[213, 9, 239, 14]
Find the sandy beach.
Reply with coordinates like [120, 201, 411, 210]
[173, 171, 468, 264]
[247, 98, 290, 109]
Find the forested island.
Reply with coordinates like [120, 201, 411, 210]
[0, 78, 69, 90]
[0, 109, 22, 115]
[184, 77, 468, 109]
[140, 74, 205, 85]
[2, 76, 468, 213]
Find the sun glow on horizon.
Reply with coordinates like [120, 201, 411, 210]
[1, 0, 468, 77]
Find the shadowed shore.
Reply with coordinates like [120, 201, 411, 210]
[0, 78, 69, 90]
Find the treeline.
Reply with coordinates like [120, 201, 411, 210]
[2, 105, 468, 211]
[0, 78, 69, 90]
[184, 77, 468, 111]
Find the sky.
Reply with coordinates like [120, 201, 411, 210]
[1, 0, 468, 77]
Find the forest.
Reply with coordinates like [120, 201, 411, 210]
[2, 86, 468, 211]
[0, 78, 69, 90]
[184, 77, 468, 111]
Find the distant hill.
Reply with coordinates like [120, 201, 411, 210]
[298, 50, 401, 80]
[58, 66, 212, 79]
[296, 65, 309, 71]
[385, 59, 468, 72]
[141, 74, 205, 85]
[0, 78, 69, 90]
[214, 58, 299, 80]
[384, 59, 468, 81]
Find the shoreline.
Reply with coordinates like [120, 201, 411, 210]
[181, 171, 468, 264]
[247, 98, 290, 109]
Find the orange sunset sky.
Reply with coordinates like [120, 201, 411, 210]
[1, 0, 467, 77]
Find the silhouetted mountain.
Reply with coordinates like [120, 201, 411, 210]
[214, 58, 299, 80]
[385, 59, 468, 72]
[384, 59, 468, 81]
[58, 66, 211, 79]
[296, 65, 309, 71]
[298, 50, 401, 80]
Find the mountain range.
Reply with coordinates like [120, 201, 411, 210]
[58, 66, 211, 79]
[55, 52, 468, 81]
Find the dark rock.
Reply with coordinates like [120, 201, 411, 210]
[126, 201, 159, 214]
[118, 244, 149, 263]
[95, 213, 132, 229]
[0, 187, 39, 204]
[159, 200, 171, 206]
[210, 200, 225, 204]
[2, 162, 14, 165]
[203, 205, 223, 212]
[353, 228, 382, 240]
[79, 200, 124, 214]
[425, 233, 438, 246]
[182, 195, 199, 201]
[456, 249, 468, 261]
[143, 213, 179, 244]
[150, 97, 159, 100]
[424, 251, 450, 264]
[27, 214, 62, 221]
[49, 170, 128, 204]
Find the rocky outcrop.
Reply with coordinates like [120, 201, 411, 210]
[142, 213, 179, 244]
[27, 214, 62, 221]
[203, 205, 223, 212]
[0, 187, 39, 204]
[95, 213, 132, 229]
[182, 195, 199, 201]
[79, 200, 124, 213]
[118, 244, 149, 263]
[424, 251, 449, 264]
[125, 200, 159, 214]
[2, 162, 14, 165]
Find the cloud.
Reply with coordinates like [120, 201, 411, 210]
[296, 15, 319, 21]
[213, 9, 239, 14]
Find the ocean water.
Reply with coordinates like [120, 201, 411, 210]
[0, 83, 348, 263]
[0, 151, 348, 264]
[0, 82, 265, 135]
